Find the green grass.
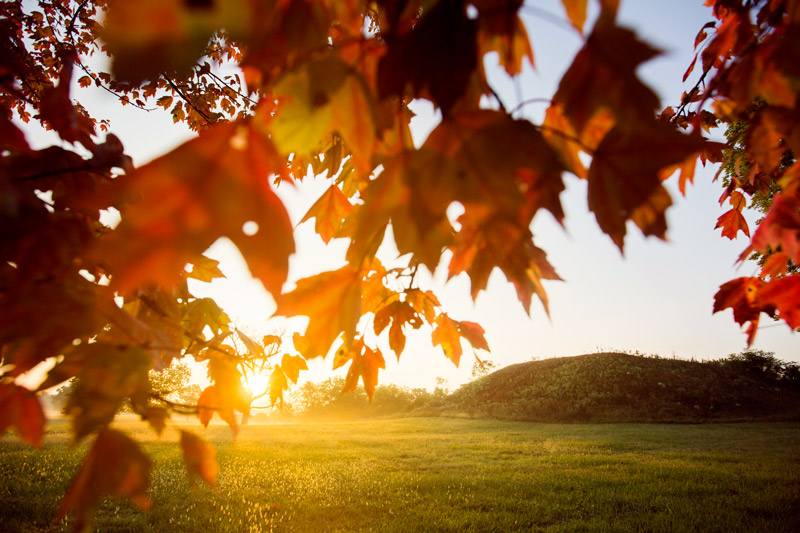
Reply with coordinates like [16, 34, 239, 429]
[1, 418, 799, 532]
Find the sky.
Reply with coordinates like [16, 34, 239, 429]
[20, 0, 798, 392]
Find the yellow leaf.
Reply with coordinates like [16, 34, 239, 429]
[186, 255, 226, 282]
[292, 332, 311, 357]
[268, 55, 376, 174]
[281, 354, 308, 383]
[268, 67, 334, 156]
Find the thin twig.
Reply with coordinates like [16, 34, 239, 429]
[510, 97, 552, 116]
[66, 0, 90, 37]
[165, 76, 212, 124]
[536, 123, 595, 155]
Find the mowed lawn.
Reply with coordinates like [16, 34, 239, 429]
[1, 418, 798, 532]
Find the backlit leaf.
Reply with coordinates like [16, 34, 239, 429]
[458, 321, 490, 352]
[432, 314, 463, 366]
[281, 354, 308, 384]
[96, 121, 294, 298]
[713, 277, 772, 346]
[197, 384, 239, 435]
[300, 185, 354, 244]
[475, 0, 534, 75]
[0, 384, 45, 448]
[448, 210, 561, 314]
[715, 209, 750, 240]
[758, 275, 800, 329]
[292, 332, 312, 358]
[268, 366, 288, 406]
[276, 266, 362, 358]
[406, 289, 440, 324]
[236, 328, 265, 358]
[180, 430, 218, 487]
[187, 255, 226, 282]
[742, 192, 800, 264]
[560, 0, 588, 34]
[554, 19, 661, 134]
[342, 345, 385, 400]
[377, 0, 478, 114]
[424, 110, 566, 224]
[57, 430, 152, 532]
[374, 300, 419, 358]
[588, 124, 709, 250]
[268, 56, 376, 175]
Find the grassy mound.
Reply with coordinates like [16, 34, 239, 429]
[445, 353, 800, 423]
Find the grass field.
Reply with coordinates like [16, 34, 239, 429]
[1, 418, 799, 532]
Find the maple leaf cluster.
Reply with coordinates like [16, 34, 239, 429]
[668, 0, 800, 345]
[0, 0, 797, 529]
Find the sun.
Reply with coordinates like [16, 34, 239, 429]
[247, 373, 270, 394]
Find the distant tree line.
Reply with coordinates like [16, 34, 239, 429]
[709, 350, 800, 390]
[42, 363, 202, 415]
[42, 351, 798, 420]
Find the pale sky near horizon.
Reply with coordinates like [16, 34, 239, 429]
[18, 0, 798, 393]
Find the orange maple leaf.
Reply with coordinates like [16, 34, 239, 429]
[342, 345, 385, 400]
[716, 208, 750, 240]
[758, 275, 800, 329]
[180, 430, 218, 487]
[457, 321, 490, 353]
[0, 384, 45, 448]
[588, 124, 709, 250]
[276, 266, 362, 358]
[432, 314, 464, 366]
[448, 210, 561, 314]
[553, 18, 661, 134]
[197, 385, 238, 435]
[713, 277, 774, 346]
[559, 0, 588, 34]
[300, 185, 354, 244]
[746, 107, 799, 174]
[347, 150, 453, 271]
[373, 300, 420, 357]
[475, 1, 534, 75]
[96, 121, 294, 297]
[741, 191, 800, 264]
[57, 430, 152, 531]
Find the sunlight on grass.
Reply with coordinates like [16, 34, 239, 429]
[1, 419, 799, 532]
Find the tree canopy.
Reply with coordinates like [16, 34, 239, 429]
[1, 0, 799, 529]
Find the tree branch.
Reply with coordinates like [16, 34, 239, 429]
[165, 76, 211, 124]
